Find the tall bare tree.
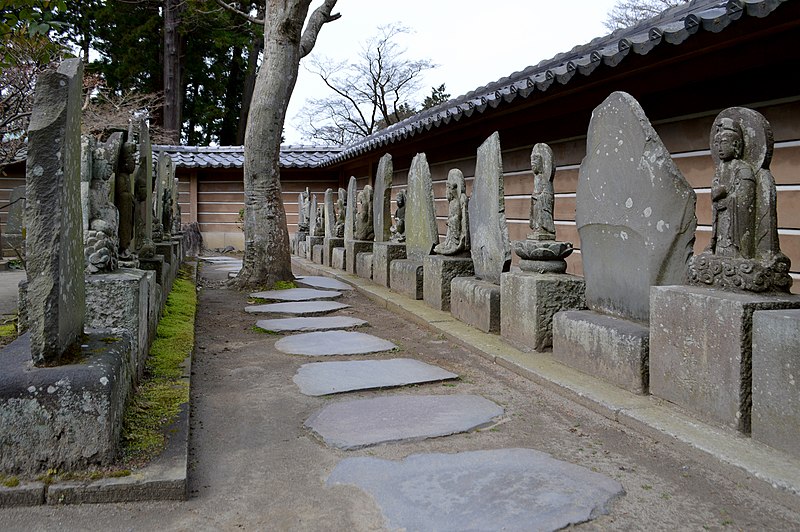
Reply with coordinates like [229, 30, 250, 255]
[215, 0, 340, 288]
[604, 0, 688, 31]
[295, 24, 434, 145]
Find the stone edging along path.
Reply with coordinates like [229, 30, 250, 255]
[292, 256, 800, 510]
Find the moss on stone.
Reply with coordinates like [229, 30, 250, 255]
[271, 280, 297, 290]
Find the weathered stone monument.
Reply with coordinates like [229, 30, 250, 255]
[306, 194, 323, 261]
[322, 188, 342, 267]
[294, 187, 310, 256]
[5, 186, 26, 259]
[0, 59, 133, 474]
[372, 154, 407, 287]
[354, 185, 375, 279]
[650, 107, 800, 432]
[552, 92, 697, 394]
[331, 187, 347, 269]
[115, 140, 137, 266]
[501, 143, 585, 348]
[82, 133, 123, 274]
[389, 153, 438, 299]
[345, 179, 374, 275]
[391, 189, 406, 242]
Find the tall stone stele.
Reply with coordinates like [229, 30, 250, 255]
[24, 58, 86, 365]
[373, 153, 393, 242]
[132, 118, 155, 258]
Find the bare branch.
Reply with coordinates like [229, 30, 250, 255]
[299, 0, 340, 58]
[212, 0, 264, 25]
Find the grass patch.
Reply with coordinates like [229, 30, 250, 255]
[250, 325, 278, 335]
[121, 266, 196, 464]
[271, 280, 296, 290]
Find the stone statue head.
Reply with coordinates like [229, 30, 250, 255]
[446, 169, 465, 201]
[396, 189, 406, 207]
[530, 143, 555, 182]
[714, 117, 743, 161]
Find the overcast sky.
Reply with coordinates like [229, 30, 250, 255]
[284, 0, 621, 144]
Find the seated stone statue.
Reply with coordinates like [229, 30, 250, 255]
[334, 187, 346, 238]
[313, 204, 325, 237]
[434, 169, 469, 255]
[688, 107, 791, 292]
[84, 132, 124, 273]
[391, 189, 406, 242]
[354, 185, 375, 241]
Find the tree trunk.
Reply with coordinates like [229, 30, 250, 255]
[237, 31, 263, 145]
[163, 0, 184, 144]
[233, 0, 338, 289]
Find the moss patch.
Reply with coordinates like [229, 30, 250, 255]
[271, 280, 297, 290]
[121, 266, 196, 464]
[0, 322, 16, 349]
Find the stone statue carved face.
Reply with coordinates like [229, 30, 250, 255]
[531, 154, 543, 174]
[714, 118, 743, 161]
[396, 190, 406, 207]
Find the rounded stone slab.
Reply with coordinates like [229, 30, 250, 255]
[201, 256, 243, 264]
[255, 316, 367, 333]
[275, 330, 396, 356]
[244, 301, 349, 316]
[293, 358, 458, 396]
[295, 276, 353, 291]
[326, 448, 624, 531]
[250, 288, 342, 301]
[305, 394, 503, 449]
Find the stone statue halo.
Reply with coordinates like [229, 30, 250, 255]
[531, 143, 554, 181]
[710, 107, 774, 170]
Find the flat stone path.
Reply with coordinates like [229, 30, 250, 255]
[255, 316, 367, 333]
[274, 330, 396, 356]
[295, 276, 353, 291]
[327, 448, 624, 531]
[304, 394, 503, 449]
[250, 288, 342, 301]
[293, 358, 458, 396]
[244, 301, 349, 316]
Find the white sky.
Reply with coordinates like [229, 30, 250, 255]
[284, 0, 621, 144]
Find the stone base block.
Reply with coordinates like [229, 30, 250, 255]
[553, 310, 649, 395]
[332, 247, 346, 270]
[372, 242, 407, 288]
[346, 240, 373, 275]
[312, 244, 324, 265]
[650, 286, 800, 433]
[501, 271, 585, 350]
[423, 254, 474, 311]
[753, 309, 800, 457]
[0, 332, 132, 475]
[139, 255, 167, 310]
[323, 238, 344, 267]
[450, 277, 501, 333]
[306, 236, 323, 261]
[390, 260, 424, 300]
[297, 241, 307, 259]
[356, 252, 374, 280]
[85, 270, 154, 379]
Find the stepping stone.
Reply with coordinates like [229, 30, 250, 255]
[294, 358, 458, 396]
[245, 301, 349, 316]
[275, 330, 396, 356]
[296, 276, 353, 291]
[250, 288, 342, 302]
[255, 316, 367, 333]
[305, 394, 502, 449]
[201, 256, 242, 264]
[327, 448, 624, 531]
[219, 265, 242, 272]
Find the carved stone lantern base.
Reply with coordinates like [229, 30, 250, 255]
[688, 251, 792, 293]
[512, 239, 574, 274]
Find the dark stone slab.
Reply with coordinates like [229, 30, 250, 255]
[244, 301, 350, 316]
[450, 277, 501, 333]
[372, 241, 406, 288]
[650, 285, 800, 433]
[274, 330, 396, 356]
[255, 316, 367, 333]
[293, 358, 457, 396]
[577, 91, 696, 322]
[390, 259, 424, 300]
[345, 240, 372, 275]
[332, 247, 346, 270]
[312, 244, 324, 264]
[250, 288, 342, 302]
[295, 276, 353, 291]
[405, 153, 438, 262]
[323, 237, 343, 267]
[305, 394, 503, 449]
[468, 132, 511, 284]
[326, 449, 624, 531]
[344, 176, 357, 243]
[355, 251, 373, 280]
[305, 235, 323, 261]
[373, 153, 393, 242]
[323, 188, 335, 239]
[5, 186, 25, 255]
[423, 254, 474, 311]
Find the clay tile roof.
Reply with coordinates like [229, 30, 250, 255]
[151, 144, 343, 169]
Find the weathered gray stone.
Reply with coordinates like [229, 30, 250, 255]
[434, 169, 470, 256]
[132, 118, 155, 258]
[345, 240, 372, 274]
[306, 235, 322, 260]
[326, 449, 624, 531]
[344, 177, 356, 243]
[82, 132, 123, 273]
[553, 310, 649, 395]
[501, 271, 585, 351]
[372, 241, 406, 287]
[373, 154, 393, 242]
[306, 394, 503, 449]
[275, 330, 396, 356]
[255, 316, 366, 333]
[297, 240, 307, 259]
[354, 185, 374, 241]
[0, 332, 132, 475]
[244, 301, 349, 316]
[450, 277, 501, 333]
[577, 91, 696, 322]
[405, 153, 438, 261]
[323, 237, 343, 267]
[334, 187, 347, 238]
[296, 275, 353, 291]
[24, 58, 85, 365]
[468, 132, 510, 283]
[331, 247, 346, 270]
[307, 194, 319, 240]
[323, 188, 335, 239]
[312, 243, 324, 264]
[650, 285, 800, 432]
[250, 288, 342, 302]
[355, 251, 373, 280]
[5, 186, 25, 256]
[423, 254, 474, 311]
[390, 259, 424, 300]
[391, 189, 406, 242]
[115, 141, 137, 264]
[293, 358, 458, 396]
[151, 151, 166, 242]
[752, 309, 800, 457]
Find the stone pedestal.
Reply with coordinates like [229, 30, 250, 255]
[332, 247, 346, 270]
[139, 254, 167, 311]
[346, 240, 373, 275]
[372, 242, 407, 288]
[312, 244, 324, 265]
[0, 332, 133, 475]
[155, 241, 177, 292]
[356, 252, 374, 280]
[650, 286, 800, 433]
[450, 278, 501, 333]
[297, 240, 307, 259]
[306, 236, 323, 260]
[553, 310, 649, 395]
[501, 271, 585, 351]
[423, 254, 474, 311]
[323, 237, 344, 267]
[390, 259, 424, 300]
[752, 309, 800, 457]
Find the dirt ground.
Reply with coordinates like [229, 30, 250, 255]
[0, 261, 798, 531]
